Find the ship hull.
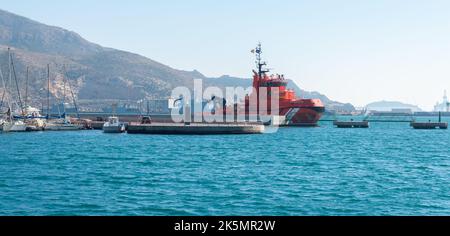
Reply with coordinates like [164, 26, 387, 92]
[44, 124, 84, 131]
[103, 124, 126, 133]
[279, 98, 325, 126]
[280, 106, 325, 126]
[242, 98, 325, 126]
[2, 121, 27, 132]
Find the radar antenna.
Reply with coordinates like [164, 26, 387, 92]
[253, 43, 270, 79]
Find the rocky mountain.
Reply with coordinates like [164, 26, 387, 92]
[0, 9, 353, 112]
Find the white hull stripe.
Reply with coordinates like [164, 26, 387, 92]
[285, 108, 300, 124]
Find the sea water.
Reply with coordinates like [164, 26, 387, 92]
[0, 120, 449, 215]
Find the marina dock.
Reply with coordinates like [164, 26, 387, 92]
[410, 112, 448, 129]
[410, 122, 448, 129]
[127, 122, 265, 135]
[333, 120, 369, 128]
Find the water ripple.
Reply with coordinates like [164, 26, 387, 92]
[0, 122, 449, 215]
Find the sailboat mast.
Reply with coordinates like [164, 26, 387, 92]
[0, 64, 9, 115]
[0, 51, 12, 120]
[0, 50, 8, 108]
[62, 65, 66, 114]
[0, 73, 5, 108]
[70, 83, 80, 119]
[0, 86, 4, 108]
[8, 48, 11, 90]
[7, 48, 12, 114]
[7, 48, 12, 120]
[47, 64, 50, 119]
[10, 51, 24, 114]
[63, 66, 80, 118]
[25, 67, 29, 108]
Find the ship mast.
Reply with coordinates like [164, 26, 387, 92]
[252, 43, 270, 119]
[254, 43, 269, 79]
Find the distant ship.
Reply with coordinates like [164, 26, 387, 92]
[434, 90, 449, 112]
[244, 43, 325, 126]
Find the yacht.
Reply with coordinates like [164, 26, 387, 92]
[2, 119, 27, 132]
[16, 106, 46, 131]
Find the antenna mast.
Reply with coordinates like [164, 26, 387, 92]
[255, 43, 269, 79]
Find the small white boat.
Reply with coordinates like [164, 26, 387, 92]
[2, 120, 27, 132]
[103, 116, 126, 133]
[44, 118, 84, 131]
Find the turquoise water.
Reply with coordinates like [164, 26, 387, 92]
[0, 120, 449, 216]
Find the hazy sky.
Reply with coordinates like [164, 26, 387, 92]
[2, 0, 450, 110]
